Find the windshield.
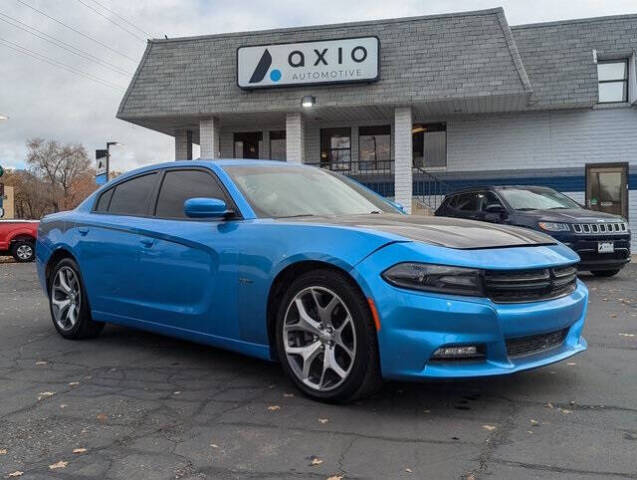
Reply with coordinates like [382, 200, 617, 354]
[498, 188, 581, 210]
[224, 164, 399, 218]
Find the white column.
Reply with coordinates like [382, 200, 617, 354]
[175, 129, 192, 160]
[394, 107, 413, 213]
[200, 117, 220, 159]
[261, 130, 270, 159]
[286, 112, 305, 164]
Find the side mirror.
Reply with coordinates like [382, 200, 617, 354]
[485, 204, 505, 214]
[184, 197, 230, 219]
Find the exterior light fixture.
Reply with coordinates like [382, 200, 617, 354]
[301, 96, 316, 108]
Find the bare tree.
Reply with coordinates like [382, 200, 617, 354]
[26, 138, 91, 212]
[3, 170, 50, 219]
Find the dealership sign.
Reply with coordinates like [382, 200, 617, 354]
[237, 37, 379, 89]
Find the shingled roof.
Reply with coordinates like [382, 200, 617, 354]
[512, 13, 637, 109]
[117, 8, 533, 122]
[117, 8, 637, 131]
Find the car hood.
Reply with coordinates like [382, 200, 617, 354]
[277, 214, 557, 249]
[517, 208, 625, 222]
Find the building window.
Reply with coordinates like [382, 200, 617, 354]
[269, 130, 286, 161]
[412, 123, 447, 169]
[597, 60, 628, 103]
[359, 125, 391, 171]
[234, 132, 263, 159]
[320, 127, 351, 170]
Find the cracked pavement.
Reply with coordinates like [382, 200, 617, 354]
[1, 262, 636, 479]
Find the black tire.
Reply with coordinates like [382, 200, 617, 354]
[11, 239, 35, 263]
[48, 258, 104, 339]
[275, 269, 382, 403]
[591, 269, 621, 277]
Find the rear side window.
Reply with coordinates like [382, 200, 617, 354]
[95, 188, 114, 212]
[108, 173, 158, 216]
[455, 193, 480, 212]
[155, 169, 227, 219]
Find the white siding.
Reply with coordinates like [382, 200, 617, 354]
[446, 108, 637, 172]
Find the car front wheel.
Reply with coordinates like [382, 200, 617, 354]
[49, 258, 104, 339]
[276, 269, 382, 403]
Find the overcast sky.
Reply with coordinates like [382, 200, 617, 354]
[1, 0, 636, 173]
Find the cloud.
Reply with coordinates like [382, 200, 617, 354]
[1, 0, 635, 173]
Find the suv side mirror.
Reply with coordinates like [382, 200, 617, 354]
[485, 203, 505, 214]
[184, 197, 230, 218]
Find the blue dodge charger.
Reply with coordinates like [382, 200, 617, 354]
[36, 160, 588, 402]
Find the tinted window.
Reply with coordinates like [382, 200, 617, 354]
[95, 188, 114, 212]
[108, 173, 157, 216]
[455, 193, 480, 212]
[155, 169, 226, 219]
[477, 192, 502, 211]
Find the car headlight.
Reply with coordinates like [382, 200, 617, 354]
[381, 263, 483, 296]
[538, 222, 570, 232]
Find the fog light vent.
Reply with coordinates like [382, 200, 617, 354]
[432, 345, 483, 360]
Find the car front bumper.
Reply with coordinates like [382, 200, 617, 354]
[353, 242, 588, 381]
[561, 234, 631, 271]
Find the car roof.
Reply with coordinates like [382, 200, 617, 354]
[111, 159, 309, 181]
[444, 185, 555, 196]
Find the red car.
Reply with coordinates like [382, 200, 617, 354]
[0, 219, 39, 262]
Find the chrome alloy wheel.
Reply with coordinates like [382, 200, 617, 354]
[16, 244, 33, 260]
[283, 286, 357, 391]
[51, 267, 81, 331]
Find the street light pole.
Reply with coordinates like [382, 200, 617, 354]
[106, 141, 119, 180]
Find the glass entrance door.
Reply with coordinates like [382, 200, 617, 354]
[233, 132, 262, 159]
[585, 163, 628, 218]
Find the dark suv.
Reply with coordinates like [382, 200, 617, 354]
[435, 185, 631, 277]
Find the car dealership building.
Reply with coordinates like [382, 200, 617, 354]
[117, 7, 637, 245]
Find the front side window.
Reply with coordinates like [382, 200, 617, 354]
[155, 169, 227, 219]
[320, 128, 351, 170]
[224, 165, 399, 218]
[597, 60, 628, 103]
[269, 130, 286, 161]
[107, 173, 158, 216]
[413, 123, 447, 169]
[359, 125, 391, 171]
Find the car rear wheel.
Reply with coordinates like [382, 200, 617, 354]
[275, 269, 382, 403]
[591, 269, 621, 277]
[49, 258, 104, 339]
[11, 240, 35, 263]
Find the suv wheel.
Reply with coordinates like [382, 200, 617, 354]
[591, 269, 620, 278]
[276, 269, 382, 403]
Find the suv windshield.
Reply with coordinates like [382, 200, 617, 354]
[224, 164, 399, 218]
[498, 187, 580, 211]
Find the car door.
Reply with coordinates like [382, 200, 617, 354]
[74, 172, 160, 321]
[130, 167, 241, 340]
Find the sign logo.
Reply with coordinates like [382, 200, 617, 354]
[95, 149, 108, 185]
[238, 37, 379, 89]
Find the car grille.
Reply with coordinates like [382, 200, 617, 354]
[506, 328, 569, 358]
[572, 222, 627, 234]
[484, 265, 577, 303]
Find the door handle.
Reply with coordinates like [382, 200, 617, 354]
[140, 238, 155, 247]
[78, 227, 89, 236]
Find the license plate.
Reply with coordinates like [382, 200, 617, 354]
[598, 241, 614, 253]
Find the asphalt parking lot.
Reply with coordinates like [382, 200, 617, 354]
[1, 261, 636, 480]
